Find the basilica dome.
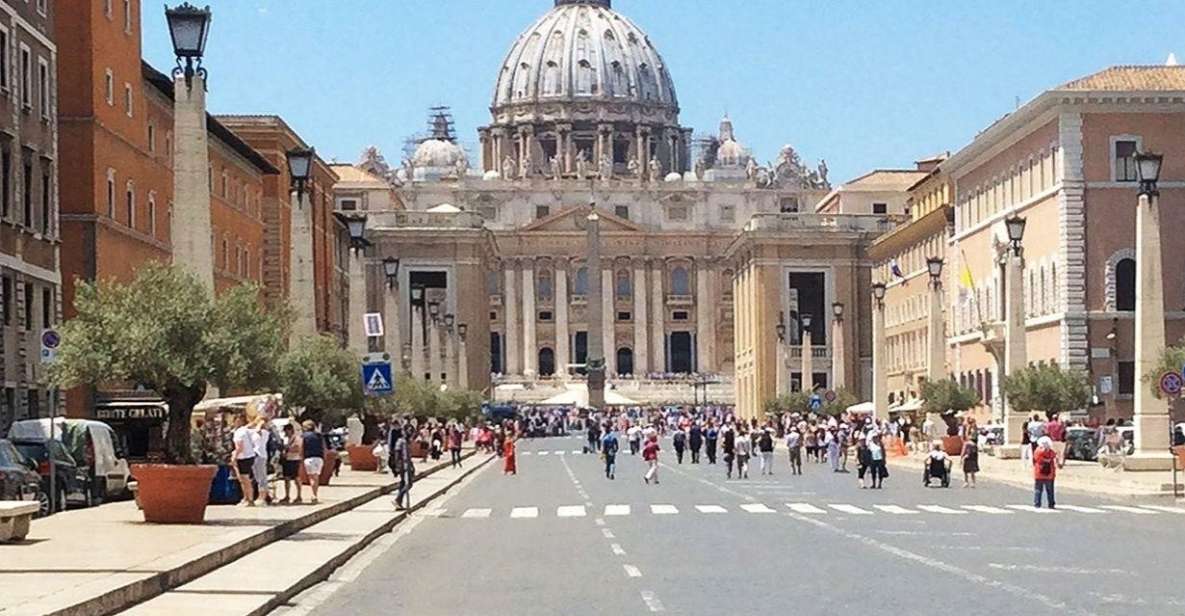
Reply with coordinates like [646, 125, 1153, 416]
[492, 0, 679, 116]
[413, 138, 468, 169]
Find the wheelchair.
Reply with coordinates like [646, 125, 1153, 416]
[923, 456, 952, 488]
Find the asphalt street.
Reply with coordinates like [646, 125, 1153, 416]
[301, 435, 1185, 616]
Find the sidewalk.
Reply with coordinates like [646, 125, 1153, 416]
[0, 449, 478, 616]
[887, 448, 1183, 498]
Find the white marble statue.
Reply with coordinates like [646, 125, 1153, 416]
[575, 150, 590, 179]
[627, 157, 640, 179]
[598, 153, 613, 179]
[501, 155, 517, 181]
[648, 156, 661, 182]
[549, 155, 562, 180]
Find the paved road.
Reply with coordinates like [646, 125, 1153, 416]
[301, 435, 1185, 616]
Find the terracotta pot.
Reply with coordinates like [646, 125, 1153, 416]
[347, 445, 379, 471]
[941, 436, 965, 456]
[130, 464, 218, 524]
[299, 450, 339, 487]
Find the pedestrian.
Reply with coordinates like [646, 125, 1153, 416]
[280, 423, 303, 504]
[642, 434, 660, 485]
[1026, 413, 1046, 459]
[1045, 413, 1067, 468]
[673, 429, 686, 464]
[689, 423, 703, 464]
[448, 423, 464, 468]
[758, 428, 775, 475]
[785, 428, 802, 475]
[855, 436, 871, 488]
[734, 427, 751, 479]
[231, 414, 256, 507]
[627, 423, 642, 455]
[503, 433, 517, 475]
[587, 421, 601, 454]
[869, 434, 888, 489]
[722, 425, 736, 479]
[961, 435, 979, 488]
[826, 428, 840, 473]
[705, 422, 719, 465]
[250, 418, 273, 506]
[1033, 436, 1057, 509]
[602, 426, 619, 480]
[301, 420, 325, 505]
[388, 425, 414, 509]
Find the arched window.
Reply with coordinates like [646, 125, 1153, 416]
[670, 266, 690, 295]
[538, 347, 556, 377]
[541, 61, 562, 96]
[1116, 258, 1136, 311]
[616, 347, 634, 377]
[609, 61, 628, 97]
[575, 60, 596, 95]
[574, 266, 589, 296]
[513, 63, 531, 99]
[615, 269, 631, 298]
[637, 62, 656, 100]
[537, 270, 553, 301]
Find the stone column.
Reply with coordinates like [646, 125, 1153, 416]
[632, 262, 649, 376]
[347, 252, 367, 357]
[384, 283, 402, 373]
[1129, 190, 1173, 469]
[927, 277, 945, 383]
[458, 333, 469, 390]
[776, 327, 788, 395]
[288, 189, 317, 340]
[445, 326, 457, 388]
[695, 261, 714, 372]
[504, 262, 520, 375]
[872, 297, 888, 420]
[602, 268, 616, 376]
[555, 261, 570, 380]
[411, 303, 426, 380]
[428, 317, 443, 384]
[522, 264, 537, 377]
[635, 127, 645, 171]
[171, 73, 214, 290]
[650, 260, 665, 372]
[801, 325, 814, 394]
[832, 316, 846, 390]
[1003, 250, 1027, 449]
[586, 210, 605, 409]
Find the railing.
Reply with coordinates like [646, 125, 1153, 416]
[370, 210, 486, 229]
[745, 212, 904, 234]
[788, 346, 831, 359]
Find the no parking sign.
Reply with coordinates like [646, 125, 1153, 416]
[1159, 371, 1183, 397]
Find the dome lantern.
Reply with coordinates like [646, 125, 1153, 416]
[555, 0, 610, 6]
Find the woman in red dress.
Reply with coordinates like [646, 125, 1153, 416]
[503, 437, 517, 475]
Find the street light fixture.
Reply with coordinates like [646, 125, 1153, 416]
[926, 256, 944, 286]
[1004, 215, 1026, 257]
[410, 286, 424, 303]
[1134, 151, 1163, 197]
[286, 147, 315, 199]
[457, 323, 468, 340]
[871, 282, 886, 307]
[775, 322, 786, 341]
[444, 313, 455, 329]
[335, 211, 370, 252]
[164, 3, 212, 88]
[382, 256, 400, 288]
[832, 302, 844, 320]
[801, 313, 813, 331]
[428, 301, 440, 322]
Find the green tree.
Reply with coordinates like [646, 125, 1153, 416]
[764, 391, 811, 416]
[1144, 341, 1185, 400]
[1001, 363, 1091, 418]
[50, 264, 286, 463]
[920, 379, 980, 416]
[277, 334, 363, 425]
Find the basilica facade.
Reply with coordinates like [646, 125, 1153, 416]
[339, 0, 892, 417]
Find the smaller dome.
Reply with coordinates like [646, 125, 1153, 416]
[427, 203, 462, 213]
[664, 172, 682, 182]
[413, 139, 468, 169]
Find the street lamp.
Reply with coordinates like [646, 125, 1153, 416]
[428, 301, 440, 322]
[444, 313, 455, 329]
[1004, 215, 1026, 257]
[871, 282, 886, 307]
[832, 302, 844, 321]
[1134, 151, 1163, 197]
[286, 147, 315, 199]
[801, 313, 813, 331]
[382, 256, 400, 288]
[410, 286, 424, 303]
[775, 322, 786, 341]
[457, 323, 468, 340]
[926, 256, 944, 287]
[335, 211, 370, 252]
[164, 3, 212, 88]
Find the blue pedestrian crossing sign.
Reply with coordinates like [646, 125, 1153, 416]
[362, 361, 394, 396]
[809, 393, 823, 411]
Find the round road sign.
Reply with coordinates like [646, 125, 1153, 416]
[824, 390, 837, 403]
[1159, 371, 1183, 397]
[41, 329, 60, 349]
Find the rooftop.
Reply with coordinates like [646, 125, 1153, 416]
[1056, 65, 1185, 92]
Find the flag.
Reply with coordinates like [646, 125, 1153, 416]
[958, 250, 984, 325]
[889, 259, 906, 283]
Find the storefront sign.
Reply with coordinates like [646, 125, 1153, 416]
[95, 405, 167, 420]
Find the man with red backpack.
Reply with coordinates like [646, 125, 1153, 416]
[642, 434, 660, 485]
[1033, 436, 1057, 509]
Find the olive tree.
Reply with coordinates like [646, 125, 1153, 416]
[276, 334, 363, 425]
[1001, 363, 1091, 418]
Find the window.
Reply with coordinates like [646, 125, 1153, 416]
[1114, 139, 1138, 182]
[614, 205, 629, 220]
[22, 159, 31, 226]
[236, 246, 244, 276]
[41, 288, 50, 328]
[667, 204, 689, 222]
[1, 276, 10, 325]
[104, 69, 113, 105]
[124, 83, 133, 117]
[125, 182, 134, 227]
[1, 145, 10, 219]
[617, 311, 632, 322]
[672, 310, 689, 321]
[615, 270, 631, 297]
[40, 168, 49, 234]
[123, 0, 132, 33]
[37, 58, 48, 119]
[779, 197, 799, 213]
[221, 170, 228, 198]
[538, 310, 553, 322]
[0, 27, 8, 90]
[36, 0, 47, 16]
[720, 205, 735, 223]
[19, 46, 30, 109]
[221, 237, 229, 270]
[872, 202, 888, 215]
[148, 123, 156, 153]
[105, 169, 115, 217]
[670, 266, 690, 295]
[339, 199, 357, 211]
[1118, 361, 1135, 396]
[535, 205, 550, 220]
[23, 282, 32, 330]
[574, 267, 589, 295]
[1115, 258, 1136, 311]
[147, 193, 156, 236]
[104, 0, 112, 18]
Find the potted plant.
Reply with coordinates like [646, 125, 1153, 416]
[276, 334, 362, 479]
[51, 265, 286, 523]
[920, 379, 980, 455]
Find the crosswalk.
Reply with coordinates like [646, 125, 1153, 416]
[426, 502, 1185, 520]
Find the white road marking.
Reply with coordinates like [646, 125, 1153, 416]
[461, 508, 491, 519]
[640, 590, 665, 612]
[650, 504, 678, 515]
[1099, 505, 1157, 514]
[829, 504, 873, 515]
[510, 507, 538, 518]
[554, 450, 566, 455]
[602, 528, 615, 539]
[610, 543, 626, 555]
[877, 530, 975, 537]
[740, 503, 775, 513]
[420, 508, 447, 517]
[557, 505, 587, 517]
[695, 505, 727, 513]
[787, 503, 826, 514]
[1139, 505, 1185, 514]
[917, 505, 968, 515]
[594, 518, 606, 526]
[623, 564, 643, 578]
[1007, 505, 1059, 513]
[1056, 504, 1107, 513]
[962, 505, 1012, 514]
[989, 563, 1134, 576]
[875, 505, 918, 515]
[571, 450, 582, 454]
[538, 451, 549, 456]
[604, 504, 631, 516]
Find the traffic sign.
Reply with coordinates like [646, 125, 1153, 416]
[809, 393, 823, 411]
[362, 360, 394, 396]
[1159, 371, 1183, 397]
[40, 329, 60, 365]
[363, 313, 384, 338]
[824, 389, 837, 403]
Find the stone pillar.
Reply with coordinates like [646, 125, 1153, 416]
[522, 265, 537, 377]
[347, 252, 367, 357]
[801, 326, 814, 394]
[927, 277, 945, 383]
[171, 73, 214, 291]
[410, 302, 425, 380]
[832, 316, 846, 391]
[428, 317, 443, 384]
[602, 268, 616, 376]
[458, 334, 469, 390]
[384, 283, 402, 373]
[586, 211, 605, 409]
[695, 261, 714, 372]
[1128, 190, 1173, 469]
[445, 327, 457, 388]
[650, 260, 665, 372]
[288, 190, 317, 340]
[557, 124, 572, 174]
[1003, 251, 1028, 449]
[872, 297, 888, 420]
[504, 262, 520, 375]
[776, 327, 788, 395]
[555, 261, 570, 380]
[632, 262, 649, 376]
[635, 127, 646, 171]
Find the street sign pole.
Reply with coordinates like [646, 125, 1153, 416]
[42, 328, 59, 513]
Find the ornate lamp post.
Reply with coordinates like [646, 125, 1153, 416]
[382, 257, 400, 288]
[444, 313, 458, 388]
[1129, 152, 1172, 469]
[775, 319, 788, 396]
[381, 256, 401, 375]
[286, 147, 317, 339]
[427, 301, 443, 383]
[800, 313, 814, 394]
[586, 206, 606, 409]
[336, 212, 370, 356]
[457, 323, 470, 390]
[1002, 215, 1028, 454]
[872, 282, 888, 419]
[831, 302, 846, 390]
[926, 257, 946, 385]
[410, 286, 426, 380]
[165, 3, 214, 290]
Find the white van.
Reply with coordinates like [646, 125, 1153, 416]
[7, 419, 132, 501]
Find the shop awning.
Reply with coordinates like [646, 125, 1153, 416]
[894, 398, 924, 412]
[846, 402, 875, 414]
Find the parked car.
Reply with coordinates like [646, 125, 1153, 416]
[1065, 426, 1099, 461]
[8, 419, 131, 501]
[0, 439, 44, 515]
[11, 438, 93, 513]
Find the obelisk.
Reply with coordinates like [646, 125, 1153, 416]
[586, 204, 606, 410]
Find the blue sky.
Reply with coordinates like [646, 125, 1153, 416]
[144, 0, 1184, 183]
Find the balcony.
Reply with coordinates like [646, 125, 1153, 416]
[788, 346, 831, 359]
[744, 212, 903, 234]
[369, 210, 486, 230]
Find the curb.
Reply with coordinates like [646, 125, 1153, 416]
[44, 450, 478, 616]
[247, 452, 497, 616]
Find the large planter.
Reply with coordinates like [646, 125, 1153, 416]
[347, 445, 379, 471]
[299, 450, 338, 487]
[941, 436, 965, 456]
[130, 464, 218, 524]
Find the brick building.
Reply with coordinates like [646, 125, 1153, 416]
[0, 0, 59, 433]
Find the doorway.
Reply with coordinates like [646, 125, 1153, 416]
[669, 332, 693, 373]
[616, 347, 634, 377]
